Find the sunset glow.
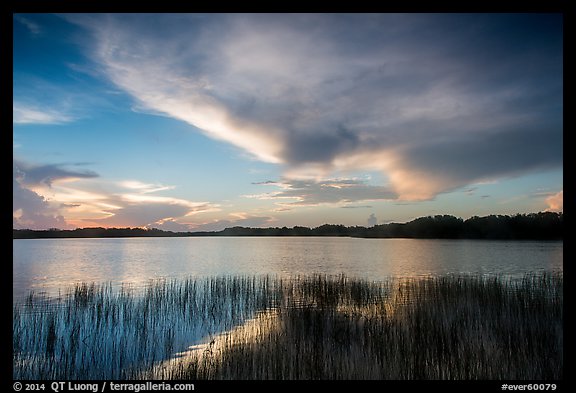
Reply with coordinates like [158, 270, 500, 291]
[13, 13, 562, 230]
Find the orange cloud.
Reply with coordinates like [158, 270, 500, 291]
[545, 190, 563, 212]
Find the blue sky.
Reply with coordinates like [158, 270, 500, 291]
[13, 13, 563, 231]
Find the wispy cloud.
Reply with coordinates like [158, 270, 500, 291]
[13, 103, 75, 125]
[65, 182, 220, 228]
[95, 202, 212, 228]
[246, 178, 396, 207]
[66, 14, 562, 201]
[188, 215, 275, 232]
[14, 67, 123, 126]
[117, 180, 175, 194]
[14, 14, 41, 36]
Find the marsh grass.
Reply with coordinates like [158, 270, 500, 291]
[13, 276, 281, 379]
[13, 273, 562, 380]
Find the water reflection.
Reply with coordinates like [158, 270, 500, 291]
[14, 273, 562, 380]
[145, 309, 282, 379]
[13, 276, 278, 380]
[13, 237, 563, 302]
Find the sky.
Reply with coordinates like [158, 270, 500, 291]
[13, 13, 563, 231]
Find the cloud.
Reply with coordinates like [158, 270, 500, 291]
[545, 190, 563, 212]
[80, 182, 219, 228]
[14, 14, 41, 35]
[13, 184, 70, 229]
[13, 103, 75, 125]
[67, 14, 562, 200]
[60, 203, 81, 208]
[117, 180, 175, 194]
[96, 203, 197, 228]
[246, 178, 396, 207]
[13, 158, 218, 229]
[189, 215, 275, 232]
[13, 163, 72, 229]
[146, 212, 275, 233]
[13, 159, 102, 229]
[146, 219, 193, 233]
[367, 213, 377, 227]
[13, 68, 122, 126]
[14, 160, 99, 187]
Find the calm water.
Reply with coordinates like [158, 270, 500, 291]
[13, 237, 563, 379]
[13, 237, 563, 302]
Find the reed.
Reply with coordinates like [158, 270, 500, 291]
[13, 273, 562, 380]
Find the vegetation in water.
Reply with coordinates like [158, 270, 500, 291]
[13, 273, 562, 380]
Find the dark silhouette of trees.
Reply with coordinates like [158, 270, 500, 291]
[12, 227, 176, 239]
[403, 215, 464, 238]
[461, 212, 563, 240]
[13, 212, 562, 240]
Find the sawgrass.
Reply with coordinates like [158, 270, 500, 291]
[13, 273, 562, 380]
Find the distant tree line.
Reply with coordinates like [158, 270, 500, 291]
[13, 212, 563, 240]
[359, 212, 563, 240]
[12, 227, 174, 239]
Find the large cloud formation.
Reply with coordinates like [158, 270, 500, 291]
[67, 13, 562, 200]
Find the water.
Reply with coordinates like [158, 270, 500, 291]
[13, 237, 563, 379]
[13, 237, 563, 303]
